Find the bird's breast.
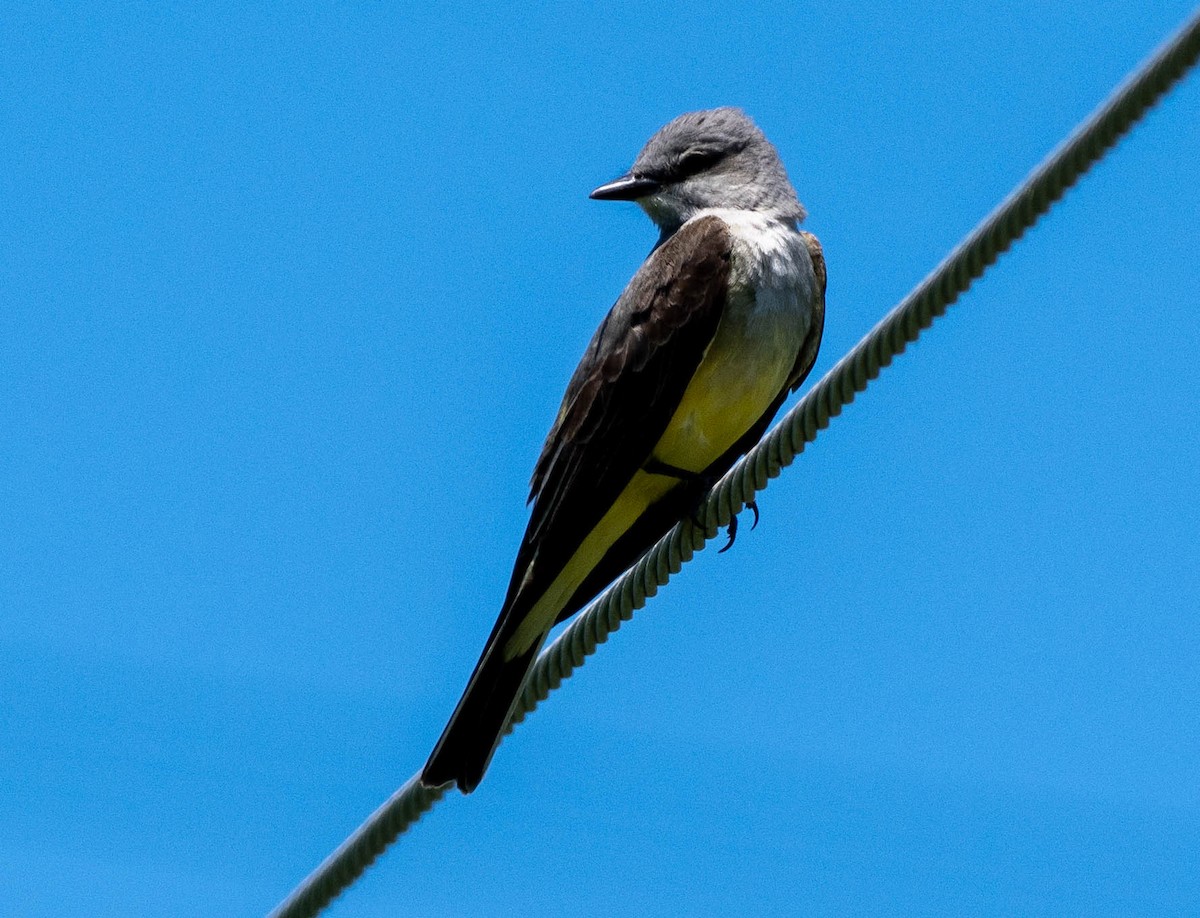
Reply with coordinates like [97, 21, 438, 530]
[651, 212, 816, 474]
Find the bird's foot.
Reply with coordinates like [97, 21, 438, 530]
[717, 500, 760, 553]
[646, 458, 716, 532]
[717, 513, 738, 553]
[643, 458, 759, 552]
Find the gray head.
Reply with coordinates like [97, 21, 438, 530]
[590, 107, 805, 235]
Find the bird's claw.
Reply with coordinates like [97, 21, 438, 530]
[717, 500, 760, 554]
[718, 512, 738, 553]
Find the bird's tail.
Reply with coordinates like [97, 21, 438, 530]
[421, 629, 542, 794]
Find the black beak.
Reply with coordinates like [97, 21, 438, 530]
[589, 172, 662, 201]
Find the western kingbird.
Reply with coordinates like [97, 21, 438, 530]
[422, 108, 826, 793]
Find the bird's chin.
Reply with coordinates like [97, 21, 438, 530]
[638, 192, 693, 231]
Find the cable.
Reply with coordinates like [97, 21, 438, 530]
[267, 10, 1200, 917]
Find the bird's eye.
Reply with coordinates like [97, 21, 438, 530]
[676, 149, 723, 178]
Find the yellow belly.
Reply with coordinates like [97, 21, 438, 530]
[502, 305, 796, 660]
[652, 303, 796, 473]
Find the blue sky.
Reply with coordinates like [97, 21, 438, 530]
[3, 2, 1199, 915]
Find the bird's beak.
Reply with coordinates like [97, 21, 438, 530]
[589, 172, 662, 201]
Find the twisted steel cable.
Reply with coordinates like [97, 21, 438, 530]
[268, 10, 1200, 918]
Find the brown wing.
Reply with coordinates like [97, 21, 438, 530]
[501, 214, 733, 614]
[422, 220, 813, 793]
[557, 227, 827, 626]
[788, 229, 826, 392]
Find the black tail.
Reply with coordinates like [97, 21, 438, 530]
[421, 631, 542, 794]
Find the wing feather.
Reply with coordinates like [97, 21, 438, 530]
[506, 215, 733, 612]
[787, 229, 826, 391]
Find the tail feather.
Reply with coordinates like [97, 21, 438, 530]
[421, 635, 542, 793]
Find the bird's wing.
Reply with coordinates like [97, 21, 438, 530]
[505, 214, 733, 613]
[787, 229, 826, 392]
[420, 215, 734, 792]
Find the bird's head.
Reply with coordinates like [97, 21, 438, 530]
[590, 107, 805, 235]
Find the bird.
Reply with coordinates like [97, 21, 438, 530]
[421, 107, 826, 794]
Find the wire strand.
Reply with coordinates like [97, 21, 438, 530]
[267, 10, 1200, 917]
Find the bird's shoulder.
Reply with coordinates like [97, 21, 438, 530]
[609, 214, 734, 351]
[527, 215, 733, 503]
[796, 228, 826, 298]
